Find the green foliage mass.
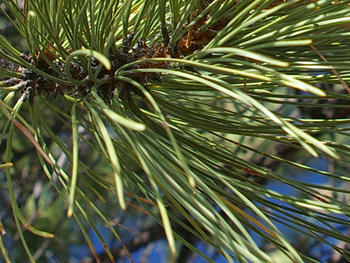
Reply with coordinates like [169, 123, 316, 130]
[1, 0, 350, 262]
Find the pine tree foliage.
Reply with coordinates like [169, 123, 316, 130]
[1, 0, 350, 262]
